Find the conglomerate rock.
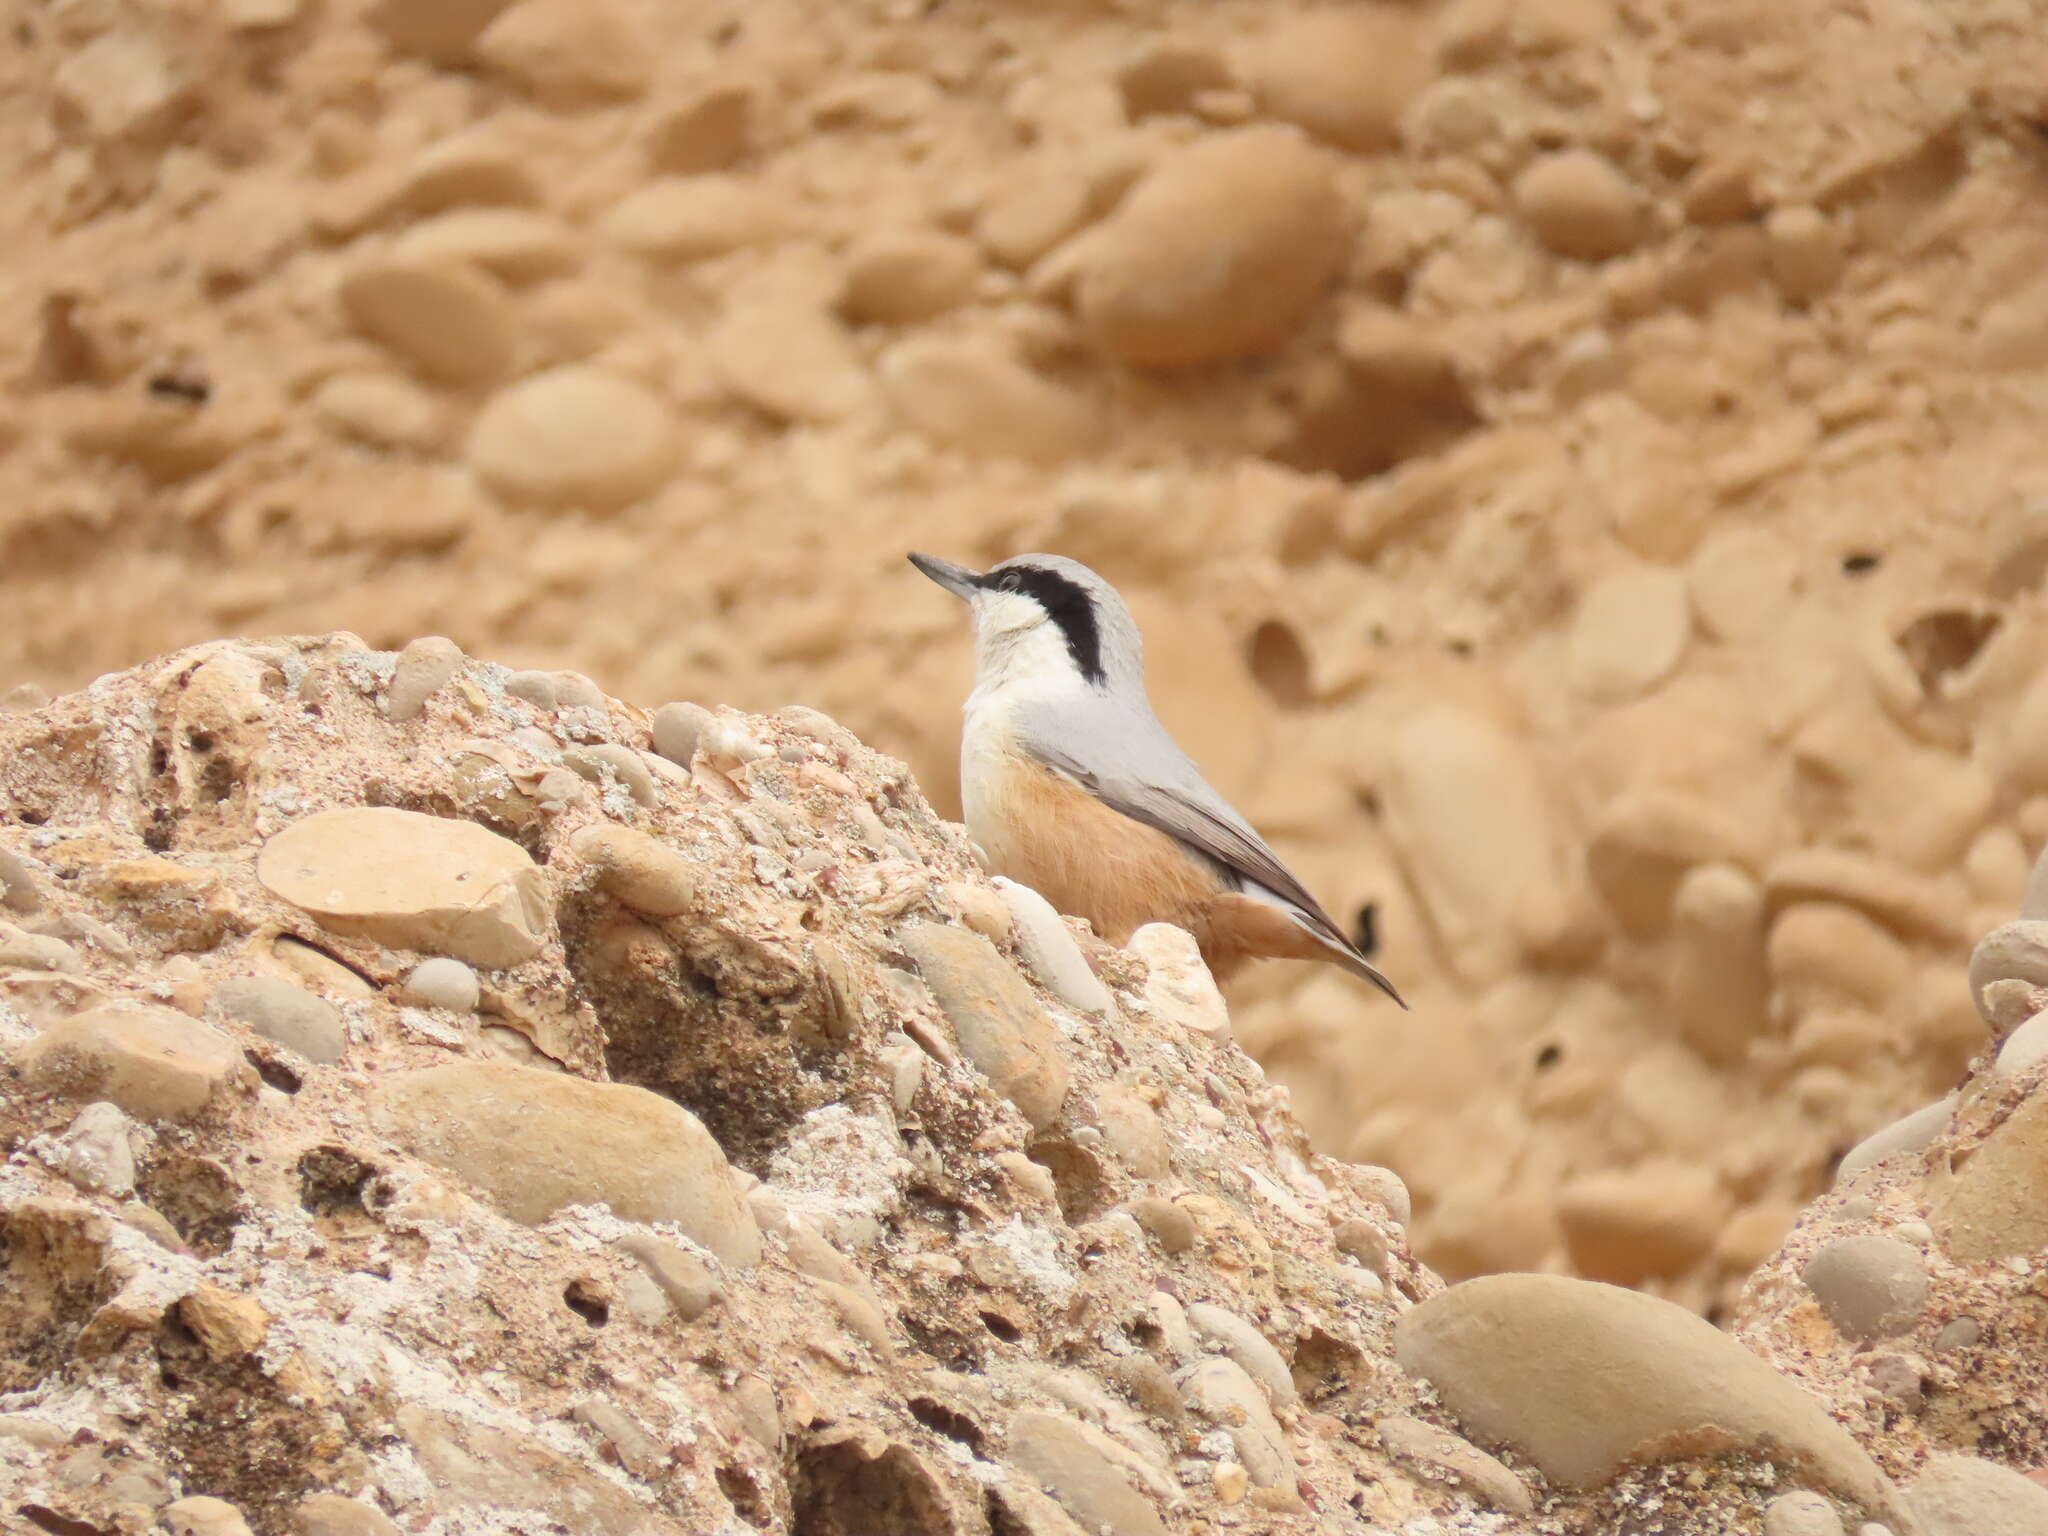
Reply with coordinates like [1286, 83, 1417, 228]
[3, 636, 2043, 1535]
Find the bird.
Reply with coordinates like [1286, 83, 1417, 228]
[909, 550, 1405, 1006]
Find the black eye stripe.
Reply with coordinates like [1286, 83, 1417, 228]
[980, 565, 1106, 685]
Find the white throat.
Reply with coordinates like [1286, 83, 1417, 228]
[962, 592, 1094, 716]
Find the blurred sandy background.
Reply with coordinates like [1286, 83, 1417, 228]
[8, 0, 2048, 1313]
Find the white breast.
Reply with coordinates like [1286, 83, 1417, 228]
[960, 692, 1026, 868]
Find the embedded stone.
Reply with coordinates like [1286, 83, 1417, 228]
[18, 1003, 242, 1121]
[1995, 1007, 2048, 1076]
[215, 974, 347, 1064]
[1129, 923, 1229, 1040]
[1836, 1096, 1954, 1184]
[1669, 863, 1769, 1064]
[651, 701, 712, 766]
[597, 176, 785, 261]
[616, 1231, 725, 1321]
[1764, 1491, 1845, 1536]
[1344, 1163, 1413, 1227]
[400, 957, 481, 1013]
[571, 822, 699, 917]
[50, 1101, 137, 1196]
[995, 877, 1112, 1013]
[473, 0, 652, 104]
[1968, 920, 2048, 1034]
[647, 81, 755, 172]
[364, 0, 511, 60]
[1093, 1085, 1171, 1179]
[899, 922, 1070, 1130]
[1927, 1089, 2048, 1261]
[1766, 206, 1846, 303]
[163, 1498, 255, 1536]
[562, 744, 658, 807]
[258, 807, 550, 968]
[1186, 1301, 1297, 1408]
[1377, 1413, 1534, 1516]
[1905, 1455, 2048, 1535]
[1801, 1236, 1928, 1342]
[1764, 849, 1961, 946]
[840, 230, 984, 323]
[1333, 1218, 1391, 1276]
[1769, 903, 1911, 1014]
[1567, 566, 1691, 703]
[338, 259, 517, 386]
[879, 335, 1102, 463]
[0, 923, 82, 973]
[1120, 1196, 1196, 1254]
[1514, 150, 1643, 261]
[1178, 1356, 1294, 1495]
[1584, 790, 1751, 938]
[468, 367, 679, 511]
[372, 1061, 761, 1265]
[312, 373, 447, 451]
[1246, 7, 1435, 152]
[293, 1493, 403, 1536]
[1073, 127, 1347, 368]
[385, 635, 465, 722]
[390, 208, 581, 285]
[1394, 1274, 1904, 1520]
[0, 845, 45, 913]
[707, 300, 873, 423]
[1008, 1411, 1170, 1536]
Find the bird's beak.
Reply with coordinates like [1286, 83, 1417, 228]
[908, 552, 983, 601]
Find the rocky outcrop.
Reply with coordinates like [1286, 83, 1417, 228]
[3, 637, 2043, 1534]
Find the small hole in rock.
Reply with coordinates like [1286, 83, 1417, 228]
[986, 1488, 1037, 1536]
[792, 1436, 955, 1536]
[564, 1280, 610, 1328]
[979, 1310, 1023, 1343]
[22, 1504, 102, 1536]
[1290, 1326, 1370, 1405]
[1026, 1138, 1109, 1226]
[717, 1464, 771, 1529]
[296, 1146, 376, 1218]
[1353, 904, 1379, 957]
[1247, 619, 1314, 709]
[1842, 551, 1881, 575]
[146, 369, 210, 404]
[142, 807, 176, 852]
[1267, 362, 1481, 481]
[1894, 606, 2001, 694]
[136, 1154, 244, 1257]
[1534, 1044, 1562, 1071]
[907, 1396, 985, 1453]
[185, 729, 215, 752]
[198, 755, 236, 804]
[154, 1306, 201, 1389]
[248, 1051, 300, 1094]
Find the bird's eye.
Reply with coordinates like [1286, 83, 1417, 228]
[996, 571, 1023, 592]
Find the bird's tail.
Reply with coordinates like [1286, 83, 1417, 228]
[1306, 921, 1408, 1008]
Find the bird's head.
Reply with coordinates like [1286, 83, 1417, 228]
[909, 552, 1141, 694]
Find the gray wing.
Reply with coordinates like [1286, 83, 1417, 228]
[1028, 731, 1405, 1005]
[1022, 720, 1350, 947]
[1033, 743, 1324, 909]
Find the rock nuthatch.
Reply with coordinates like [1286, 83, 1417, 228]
[911, 551, 1405, 1006]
